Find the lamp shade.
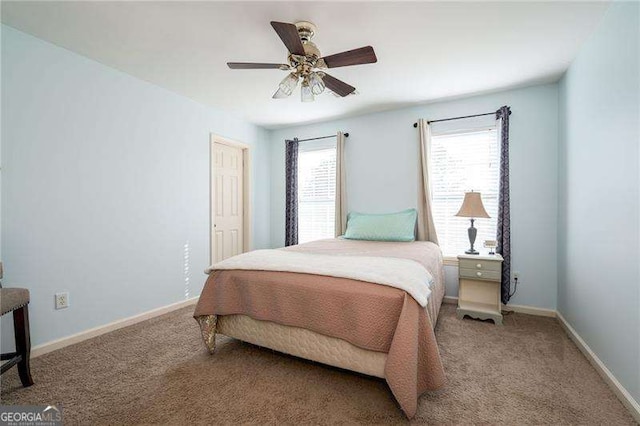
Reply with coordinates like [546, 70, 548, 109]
[455, 191, 490, 218]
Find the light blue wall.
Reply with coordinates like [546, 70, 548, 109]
[269, 84, 559, 310]
[0, 25, 271, 348]
[558, 1, 639, 403]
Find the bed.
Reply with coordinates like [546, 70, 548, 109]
[194, 238, 445, 417]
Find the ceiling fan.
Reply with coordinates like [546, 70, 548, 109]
[227, 21, 377, 102]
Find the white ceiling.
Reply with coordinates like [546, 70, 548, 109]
[2, 1, 609, 129]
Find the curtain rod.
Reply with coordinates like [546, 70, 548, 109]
[294, 133, 349, 143]
[412, 110, 511, 128]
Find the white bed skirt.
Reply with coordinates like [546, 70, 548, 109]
[218, 314, 388, 378]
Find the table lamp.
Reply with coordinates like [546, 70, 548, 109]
[455, 191, 490, 255]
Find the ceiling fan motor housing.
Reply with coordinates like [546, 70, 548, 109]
[303, 42, 321, 60]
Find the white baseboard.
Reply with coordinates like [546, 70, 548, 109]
[501, 303, 556, 317]
[31, 297, 199, 358]
[442, 295, 556, 317]
[443, 295, 458, 305]
[556, 312, 640, 423]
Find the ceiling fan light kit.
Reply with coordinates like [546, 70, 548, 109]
[228, 21, 377, 102]
[309, 72, 325, 95]
[301, 77, 314, 102]
[278, 72, 299, 97]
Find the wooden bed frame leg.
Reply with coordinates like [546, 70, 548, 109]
[13, 306, 34, 387]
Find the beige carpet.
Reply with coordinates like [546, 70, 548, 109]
[1, 303, 635, 425]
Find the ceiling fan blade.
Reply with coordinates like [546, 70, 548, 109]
[227, 62, 289, 70]
[321, 46, 377, 68]
[270, 21, 306, 56]
[322, 73, 356, 97]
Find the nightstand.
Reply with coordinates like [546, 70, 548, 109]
[456, 253, 504, 325]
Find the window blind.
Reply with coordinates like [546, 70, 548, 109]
[298, 146, 336, 244]
[430, 128, 499, 256]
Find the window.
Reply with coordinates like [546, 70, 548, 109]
[298, 143, 336, 244]
[430, 128, 499, 257]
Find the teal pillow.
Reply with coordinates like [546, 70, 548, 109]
[343, 209, 417, 242]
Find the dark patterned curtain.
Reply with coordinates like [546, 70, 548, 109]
[496, 106, 511, 304]
[285, 138, 299, 246]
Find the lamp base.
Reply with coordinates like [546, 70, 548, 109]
[466, 218, 478, 255]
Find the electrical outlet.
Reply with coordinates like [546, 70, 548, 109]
[55, 292, 69, 310]
[513, 271, 521, 280]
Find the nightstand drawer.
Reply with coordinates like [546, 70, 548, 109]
[459, 258, 502, 272]
[459, 268, 501, 281]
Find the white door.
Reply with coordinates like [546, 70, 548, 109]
[212, 142, 244, 263]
